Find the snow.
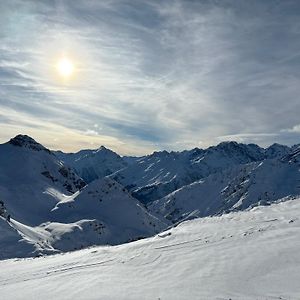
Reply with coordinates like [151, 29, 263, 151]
[0, 137, 85, 225]
[0, 136, 167, 258]
[111, 142, 293, 204]
[0, 176, 167, 259]
[0, 217, 36, 259]
[1, 134, 300, 299]
[50, 177, 168, 245]
[149, 155, 300, 223]
[55, 146, 127, 183]
[1, 198, 300, 299]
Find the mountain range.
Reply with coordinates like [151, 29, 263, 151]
[1, 134, 300, 259]
[0, 135, 166, 259]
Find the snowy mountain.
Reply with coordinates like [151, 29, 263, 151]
[50, 177, 167, 246]
[112, 141, 292, 204]
[54, 146, 127, 183]
[0, 135, 86, 225]
[0, 135, 298, 260]
[1, 197, 300, 299]
[264, 142, 291, 159]
[0, 135, 166, 259]
[0, 178, 166, 259]
[149, 148, 300, 223]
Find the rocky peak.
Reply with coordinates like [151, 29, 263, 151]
[207, 141, 265, 161]
[152, 150, 170, 158]
[98, 145, 109, 151]
[9, 135, 51, 154]
[265, 143, 291, 159]
[95, 146, 117, 156]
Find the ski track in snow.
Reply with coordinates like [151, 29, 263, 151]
[1, 199, 300, 300]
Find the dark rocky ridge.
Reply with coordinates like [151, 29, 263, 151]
[9, 135, 52, 154]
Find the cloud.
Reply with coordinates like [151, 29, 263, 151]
[282, 124, 300, 133]
[84, 129, 99, 136]
[1, 0, 300, 154]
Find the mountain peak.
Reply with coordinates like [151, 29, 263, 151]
[152, 150, 169, 157]
[9, 135, 51, 154]
[96, 145, 112, 153]
[94, 146, 121, 158]
[218, 141, 238, 146]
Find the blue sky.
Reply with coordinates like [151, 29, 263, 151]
[1, 0, 300, 155]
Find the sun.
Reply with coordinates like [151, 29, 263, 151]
[56, 57, 74, 78]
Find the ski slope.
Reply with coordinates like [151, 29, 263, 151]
[1, 198, 300, 299]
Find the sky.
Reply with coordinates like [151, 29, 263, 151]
[1, 0, 300, 155]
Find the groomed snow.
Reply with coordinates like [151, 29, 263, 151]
[1, 198, 300, 299]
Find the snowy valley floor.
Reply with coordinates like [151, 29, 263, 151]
[1, 199, 300, 300]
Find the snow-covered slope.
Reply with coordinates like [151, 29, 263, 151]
[0, 216, 37, 259]
[0, 189, 166, 259]
[112, 142, 292, 204]
[0, 177, 167, 259]
[1, 198, 300, 299]
[149, 148, 300, 223]
[51, 177, 167, 245]
[111, 150, 205, 204]
[55, 146, 127, 183]
[0, 136, 167, 258]
[0, 135, 86, 225]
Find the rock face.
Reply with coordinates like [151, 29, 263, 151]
[9, 134, 51, 153]
[265, 143, 291, 159]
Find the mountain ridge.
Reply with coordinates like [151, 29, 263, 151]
[1, 134, 300, 259]
[0, 135, 166, 259]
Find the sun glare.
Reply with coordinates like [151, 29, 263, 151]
[57, 57, 74, 78]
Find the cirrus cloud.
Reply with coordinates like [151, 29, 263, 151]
[1, 0, 300, 154]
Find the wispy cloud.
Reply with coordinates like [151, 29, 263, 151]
[283, 125, 300, 133]
[1, 0, 300, 154]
